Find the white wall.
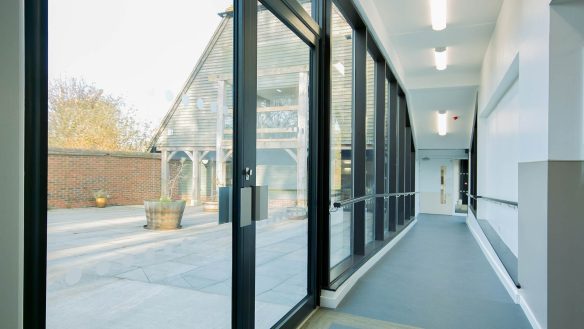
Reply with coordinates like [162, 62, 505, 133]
[478, 79, 519, 256]
[549, 2, 584, 161]
[0, 0, 24, 327]
[478, 0, 551, 327]
[419, 158, 454, 215]
[479, 0, 550, 164]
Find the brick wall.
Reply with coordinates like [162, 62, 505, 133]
[48, 148, 162, 208]
[48, 148, 300, 209]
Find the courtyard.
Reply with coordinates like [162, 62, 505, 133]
[47, 206, 308, 329]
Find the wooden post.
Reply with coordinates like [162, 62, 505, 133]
[192, 150, 199, 206]
[216, 80, 226, 199]
[297, 72, 309, 207]
[161, 149, 169, 198]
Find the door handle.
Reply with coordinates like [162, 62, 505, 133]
[252, 186, 268, 222]
[240, 185, 268, 227]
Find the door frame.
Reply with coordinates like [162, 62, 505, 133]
[233, 1, 321, 327]
[23, 0, 323, 328]
[24, 0, 49, 328]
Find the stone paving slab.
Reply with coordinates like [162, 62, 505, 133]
[47, 205, 308, 329]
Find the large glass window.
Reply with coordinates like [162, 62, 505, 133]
[329, 4, 354, 268]
[384, 79, 390, 232]
[365, 52, 375, 245]
[47, 2, 233, 328]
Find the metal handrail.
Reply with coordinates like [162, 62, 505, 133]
[466, 193, 477, 200]
[331, 192, 418, 210]
[478, 195, 518, 208]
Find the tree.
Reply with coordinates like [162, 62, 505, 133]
[48, 78, 153, 152]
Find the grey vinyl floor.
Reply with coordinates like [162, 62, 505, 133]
[307, 214, 532, 329]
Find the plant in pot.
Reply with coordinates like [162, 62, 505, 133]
[93, 189, 110, 208]
[144, 158, 187, 230]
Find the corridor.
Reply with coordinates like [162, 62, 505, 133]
[303, 214, 531, 329]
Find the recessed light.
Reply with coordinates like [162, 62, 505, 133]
[437, 110, 448, 136]
[430, 0, 447, 31]
[434, 47, 447, 71]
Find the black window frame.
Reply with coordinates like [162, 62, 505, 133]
[325, 0, 417, 290]
[23, 0, 419, 326]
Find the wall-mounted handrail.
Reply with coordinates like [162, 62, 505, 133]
[330, 192, 418, 210]
[465, 192, 517, 207]
[477, 195, 518, 208]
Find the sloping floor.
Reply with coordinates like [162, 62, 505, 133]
[303, 214, 531, 329]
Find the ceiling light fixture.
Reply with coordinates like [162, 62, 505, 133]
[434, 47, 447, 71]
[430, 0, 447, 31]
[437, 110, 448, 136]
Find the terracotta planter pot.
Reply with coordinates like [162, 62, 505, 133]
[144, 200, 186, 230]
[95, 197, 108, 208]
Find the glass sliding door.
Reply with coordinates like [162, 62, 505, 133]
[254, 3, 311, 328]
[231, 0, 317, 328]
[41, 0, 319, 327]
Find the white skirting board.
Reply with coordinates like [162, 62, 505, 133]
[320, 218, 418, 309]
[519, 294, 543, 329]
[466, 212, 542, 329]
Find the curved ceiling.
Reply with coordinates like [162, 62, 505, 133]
[354, 0, 503, 149]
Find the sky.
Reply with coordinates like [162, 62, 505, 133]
[49, 0, 232, 126]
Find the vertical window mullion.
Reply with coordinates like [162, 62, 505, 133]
[233, 0, 257, 327]
[374, 61, 385, 241]
[352, 26, 366, 255]
[397, 91, 406, 225]
[405, 126, 412, 220]
[411, 140, 416, 216]
[318, 0, 331, 289]
[387, 79, 398, 232]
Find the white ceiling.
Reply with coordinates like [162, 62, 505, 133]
[356, 0, 503, 149]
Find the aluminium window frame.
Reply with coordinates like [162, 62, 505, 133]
[24, 0, 323, 328]
[24, 0, 49, 328]
[23, 0, 420, 325]
[325, 0, 417, 290]
[235, 1, 321, 328]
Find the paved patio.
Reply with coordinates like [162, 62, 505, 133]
[47, 205, 307, 329]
